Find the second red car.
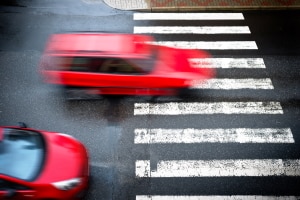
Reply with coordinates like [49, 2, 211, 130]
[0, 124, 89, 200]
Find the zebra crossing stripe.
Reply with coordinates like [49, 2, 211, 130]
[134, 26, 251, 34]
[146, 41, 258, 50]
[134, 128, 294, 144]
[134, 102, 283, 115]
[134, 13, 245, 20]
[189, 58, 266, 68]
[136, 196, 300, 200]
[192, 78, 274, 89]
[136, 159, 300, 177]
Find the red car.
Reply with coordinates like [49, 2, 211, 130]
[39, 33, 214, 99]
[0, 123, 89, 200]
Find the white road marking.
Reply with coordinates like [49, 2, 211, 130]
[136, 159, 300, 177]
[134, 102, 283, 115]
[147, 41, 258, 50]
[134, 128, 294, 144]
[134, 26, 251, 34]
[134, 13, 245, 20]
[136, 196, 300, 200]
[189, 58, 266, 68]
[192, 78, 274, 89]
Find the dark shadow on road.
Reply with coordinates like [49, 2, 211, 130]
[0, 0, 26, 7]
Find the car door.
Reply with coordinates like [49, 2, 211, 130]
[57, 56, 171, 92]
[98, 58, 148, 88]
[0, 178, 35, 200]
[55, 56, 141, 87]
[97, 57, 185, 91]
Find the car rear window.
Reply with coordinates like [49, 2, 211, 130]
[0, 128, 45, 181]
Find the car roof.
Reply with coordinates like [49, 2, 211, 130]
[45, 33, 154, 57]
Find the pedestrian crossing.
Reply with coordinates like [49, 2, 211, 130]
[132, 12, 297, 199]
[134, 102, 283, 115]
[133, 13, 245, 20]
[136, 159, 300, 177]
[134, 26, 251, 34]
[192, 78, 274, 89]
[146, 41, 258, 50]
[134, 128, 294, 144]
[189, 58, 266, 68]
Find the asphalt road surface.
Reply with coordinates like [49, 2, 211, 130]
[0, 1, 300, 199]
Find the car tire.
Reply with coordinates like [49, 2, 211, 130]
[62, 86, 97, 101]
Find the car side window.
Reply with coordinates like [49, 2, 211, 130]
[99, 58, 143, 74]
[70, 57, 90, 72]
[67, 57, 144, 74]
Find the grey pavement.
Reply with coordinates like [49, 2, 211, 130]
[103, 0, 300, 11]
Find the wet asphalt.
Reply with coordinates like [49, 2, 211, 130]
[0, 1, 300, 199]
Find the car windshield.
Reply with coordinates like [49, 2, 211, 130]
[0, 128, 45, 181]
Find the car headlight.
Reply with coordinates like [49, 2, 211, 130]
[52, 178, 82, 191]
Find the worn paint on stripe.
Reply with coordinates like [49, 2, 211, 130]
[136, 159, 300, 177]
[147, 41, 258, 50]
[189, 58, 266, 68]
[136, 195, 300, 200]
[134, 13, 245, 20]
[133, 102, 283, 115]
[134, 26, 251, 34]
[192, 78, 274, 89]
[136, 160, 151, 178]
[134, 128, 294, 144]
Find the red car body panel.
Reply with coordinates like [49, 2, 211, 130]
[0, 126, 89, 200]
[40, 33, 214, 96]
[36, 132, 88, 182]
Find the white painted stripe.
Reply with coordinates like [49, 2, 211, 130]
[192, 78, 274, 89]
[134, 128, 294, 144]
[147, 41, 258, 50]
[189, 58, 266, 68]
[134, 26, 251, 34]
[134, 13, 245, 20]
[136, 195, 300, 200]
[134, 102, 283, 115]
[136, 159, 300, 177]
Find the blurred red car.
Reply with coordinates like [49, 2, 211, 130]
[0, 123, 89, 200]
[39, 33, 214, 99]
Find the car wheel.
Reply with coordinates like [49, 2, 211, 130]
[62, 87, 90, 100]
[63, 86, 104, 101]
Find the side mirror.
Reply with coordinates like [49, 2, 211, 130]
[18, 122, 27, 128]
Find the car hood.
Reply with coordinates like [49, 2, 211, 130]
[155, 45, 214, 79]
[36, 132, 87, 183]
